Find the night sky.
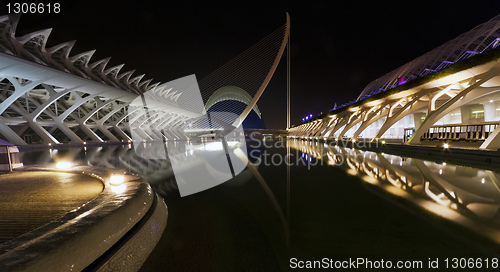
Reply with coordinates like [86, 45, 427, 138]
[3, 0, 500, 128]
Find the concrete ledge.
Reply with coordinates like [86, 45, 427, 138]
[380, 143, 500, 169]
[92, 194, 168, 272]
[0, 166, 167, 272]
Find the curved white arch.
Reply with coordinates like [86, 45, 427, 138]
[205, 86, 262, 118]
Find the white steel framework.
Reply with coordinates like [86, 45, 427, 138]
[0, 14, 290, 145]
[289, 14, 500, 150]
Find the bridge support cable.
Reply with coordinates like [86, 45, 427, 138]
[287, 24, 291, 130]
[183, 14, 290, 129]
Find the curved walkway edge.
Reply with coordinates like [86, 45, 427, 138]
[0, 166, 168, 272]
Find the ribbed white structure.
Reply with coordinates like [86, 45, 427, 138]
[356, 14, 500, 102]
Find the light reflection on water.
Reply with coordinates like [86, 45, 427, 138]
[20, 144, 178, 192]
[21, 141, 500, 233]
[290, 139, 500, 241]
[18, 140, 500, 269]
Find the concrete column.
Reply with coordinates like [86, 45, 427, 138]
[0, 77, 44, 115]
[55, 123, 84, 143]
[27, 120, 60, 144]
[54, 92, 96, 143]
[480, 125, 500, 149]
[372, 93, 427, 141]
[0, 121, 26, 145]
[409, 70, 498, 144]
[352, 105, 389, 139]
[113, 126, 132, 141]
[95, 125, 119, 142]
[131, 127, 153, 141]
[337, 114, 362, 138]
[483, 102, 496, 122]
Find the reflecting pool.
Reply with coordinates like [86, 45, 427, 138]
[19, 140, 500, 270]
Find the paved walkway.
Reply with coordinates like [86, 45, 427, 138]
[382, 138, 484, 149]
[413, 140, 484, 149]
[0, 171, 103, 244]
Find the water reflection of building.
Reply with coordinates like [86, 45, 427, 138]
[20, 142, 262, 196]
[289, 139, 500, 242]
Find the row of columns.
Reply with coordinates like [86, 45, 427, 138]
[289, 67, 500, 149]
[0, 75, 193, 145]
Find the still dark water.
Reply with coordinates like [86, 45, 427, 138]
[20, 140, 500, 271]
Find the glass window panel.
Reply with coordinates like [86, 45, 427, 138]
[470, 105, 484, 119]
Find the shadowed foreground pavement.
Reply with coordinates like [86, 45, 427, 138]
[0, 171, 103, 244]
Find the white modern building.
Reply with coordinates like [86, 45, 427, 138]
[0, 14, 290, 146]
[289, 14, 500, 150]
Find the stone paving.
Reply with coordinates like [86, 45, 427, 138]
[0, 171, 103, 244]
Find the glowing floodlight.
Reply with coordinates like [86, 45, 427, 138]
[443, 143, 449, 149]
[56, 161, 76, 169]
[109, 174, 126, 186]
